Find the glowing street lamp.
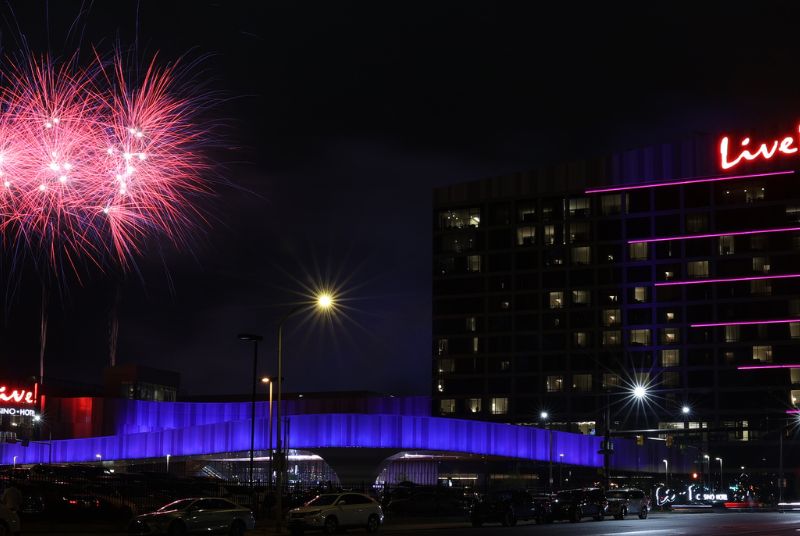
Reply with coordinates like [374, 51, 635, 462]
[261, 376, 274, 489]
[275, 290, 338, 533]
[12, 456, 17, 470]
[632, 385, 647, 400]
[682, 405, 690, 415]
[237, 332, 263, 489]
[540, 411, 552, 493]
[716, 457, 723, 489]
[663, 459, 669, 488]
[166, 454, 171, 473]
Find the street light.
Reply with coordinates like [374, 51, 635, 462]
[261, 376, 274, 489]
[715, 457, 723, 490]
[95, 453, 102, 462]
[275, 291, 337, 533]
[237, 332, 264, 489]
[632, 385, 647, 400]
[681, 405, 690, 415]
[12, 456, 16, 470]
[601, 383, 649, 489]
[703, 454, 710, 493]
[166, 454, 171, 473]
[540, 411, 552, 493]
[558, 453, 565, 491]
[663, 459, 669, 488]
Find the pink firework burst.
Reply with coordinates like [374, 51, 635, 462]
[0, 52, 209, 275]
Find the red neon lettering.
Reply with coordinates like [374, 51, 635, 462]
[720, 127, 800, 170]
[0, 385, 36, 405]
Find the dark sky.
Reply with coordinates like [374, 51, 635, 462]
[1, 1, 800, 396]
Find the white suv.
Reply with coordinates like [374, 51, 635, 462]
[288, 492, 383, 535]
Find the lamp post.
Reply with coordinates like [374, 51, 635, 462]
[602, 384, 648, 489]
[715, 457, 723, 491]
[663, 459, 669, 488]
[703, 454, 710, 493]
[237, 333, 263, 489]
[540, 411, 552, 493]
[261, 377, 273, 489]
[12, 456, 16, 470]
[275, 292, 336, 533]
[166, 454, 171, 473]
[558, 453, 564, 491]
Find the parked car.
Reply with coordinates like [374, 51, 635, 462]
[549, 488, 607, 523]
[288, 493, 383, 535]
[605, 488, 649, 519]
[469, 489, 551, 527]
[128, 498, 255, 535]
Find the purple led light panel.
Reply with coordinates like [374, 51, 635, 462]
[584, 170, 794, 194]
[629, 226, 800, 245]
[691, 318, 800, 328]
[655, 273, 800, 287]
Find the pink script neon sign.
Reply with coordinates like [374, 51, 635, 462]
[720, 128, 800, 170]
[0, 385, 36, 405]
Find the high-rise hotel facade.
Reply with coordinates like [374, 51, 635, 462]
[433, 125, 800, 468]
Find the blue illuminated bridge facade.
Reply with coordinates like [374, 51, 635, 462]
[1, 396, 691, 485]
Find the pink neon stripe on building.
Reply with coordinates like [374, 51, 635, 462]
[737, 364, 800, 370]
[655, 273, 800, 287]
[584, 170, 794, 194]
[691, 318, 800, 328]
[787, 409, 800, 414]
[629, 226, 800, 244]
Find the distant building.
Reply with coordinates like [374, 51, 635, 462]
[103, 364, 179, 402]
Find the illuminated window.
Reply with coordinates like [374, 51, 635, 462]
[602, 373, 621, 388]
[745, 187, 765, 203]
[439, 358, 455, 373]
[630, 329, 651, 346]
[601, 194, 622, 215]
[572, 246, 591, 265]
[437, 339, 449, 356]
[572, 290, 590, 305]
[544, 225, 556, 245]
[440, 399, 456, 414]
[602, 331, 621, 346]
[608, 294, 619, 303]
[472, 337, 480, 354]
[546, 376, 564, 392]
[549, 291, 564, 309]
[665, 311, 675, 322]
[629, 242, 648, 261]
[573, 374, 592, 391]
[791, 322, 800, 340]
[500, 300, 511, 310]
[664, 270, 674, 280]
[661, 328, 680, 345]
[574, 332, 588, 348]
[442, 234, 475, 253]
[569, 222, 590, 243]
[750, 280, 772, 296]
[491, 397, 508, 415]
[633, 287, 648, 303]
[518, 202, 536, 222]
[718, 236, 735, 255]
[687, 261, 709, 278]
[752, 256, 770, 273]
[787, 205, 800, 223]
[791, 390, 800, 407]
[603, 309, 620, 326]
[500, 359, 511, 372]
[466, 317, 477, 332]
[467, 254, 481, 272]
[791, 369, 800, 384]
[686, 214, 708, 232]
[634, 372, 651, 386]
[568, 197, 590, 217]
[660, 349, 680, 367]
[662, 372, 680, 388]
[724, 351, 735, 363]
[467, 398, 482, 413]
[438, 207, 481, 229]
[753, 345, 772, 362]
[517, 226, 536, 245]
[725, 326, 740, 343]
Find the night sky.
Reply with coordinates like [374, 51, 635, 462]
[1, 1, 800, 397]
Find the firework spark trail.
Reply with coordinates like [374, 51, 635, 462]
[0, 52, 209, 275]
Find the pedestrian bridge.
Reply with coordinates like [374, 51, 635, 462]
[0, 403, 687, 483]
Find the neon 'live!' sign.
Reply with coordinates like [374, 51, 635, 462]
[0, 385, 36, 405]
[720, 128, 799, 170]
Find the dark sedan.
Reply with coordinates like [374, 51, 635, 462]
[469, 490, 551, 527]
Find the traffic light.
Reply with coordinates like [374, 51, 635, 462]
[636, 435, 644, 446]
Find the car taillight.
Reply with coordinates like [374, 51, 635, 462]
[68, 500, 78, 505]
